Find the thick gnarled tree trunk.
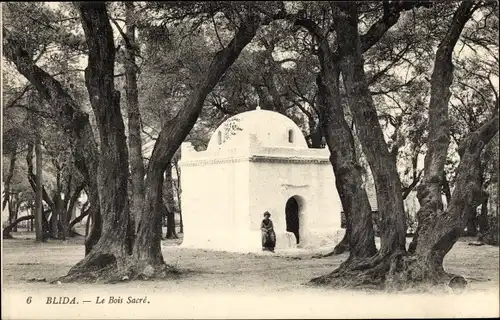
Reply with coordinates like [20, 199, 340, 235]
[307, 2, 477, 289]
[337, 3, 407, 258]
[387, 1, 480, 289]
[295, 17, 376, 260]
[294, 1, 431, 260]
[317, 70, 377, 259]
[62, 3, 131, 281]
[394, 115, 499, 288]
[308, 3, 407, 288]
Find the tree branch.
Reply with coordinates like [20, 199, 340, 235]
[359, 1, 433, 53]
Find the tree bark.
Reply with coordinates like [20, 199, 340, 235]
[55, 194, 66, 239]
[293, 1, 432, 262]
[387, 1, 485, 289]
[316, 70, 376, 258]
[401, 115, 499, 285]
[51, 171, 62, 239]
[35, 134, 44, 242]
[411, 0, 475, 263]
[50, 209, 58, 239]
[7, 194, 18, 231]
[125, 2, 145, 236]
[85, 213, 91, 238]
[309, 122, 323, 149]
[164, 164, 178, 239]
[3, 144, 17, 211]
[303, 2, 436, 288]
[402, 152, 422, 200]
[64, 184, 84, 237]
[173, 158, 183, 234]
[294, 2, 428, 259]
[336, 3, 407, 257]
[133, 13, 264, 274]
[70, 206, 91, 231]
[165, 208, 178, 239]
[61, 3, 130, 281]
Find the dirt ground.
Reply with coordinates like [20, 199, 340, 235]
[2, 232, 499, 319]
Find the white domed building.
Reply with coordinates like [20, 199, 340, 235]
[179, 107, 343, 252]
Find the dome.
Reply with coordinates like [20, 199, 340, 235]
[207, 108, 308, 151]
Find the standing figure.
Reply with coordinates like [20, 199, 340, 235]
[261, 211, 276, 252]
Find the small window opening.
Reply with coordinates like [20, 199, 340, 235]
[218, 131, 222, 145]
[288, 129, 294, 143]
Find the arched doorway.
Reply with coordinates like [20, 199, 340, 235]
[285, 197, 300, 244]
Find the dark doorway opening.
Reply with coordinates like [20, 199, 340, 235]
[285, 197, 300, 244]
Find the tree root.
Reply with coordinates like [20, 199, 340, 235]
[312, 244, 350, 259]
[385, 254, 463, 292]
[309, 255, 389, 290]
[309, 251, 466, 292]
[55, 252, 181, 284]
[128, 260, 181, 281]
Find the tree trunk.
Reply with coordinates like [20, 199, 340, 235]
[387, 2, 485, 289]
[3, 145, 17, 211]
[134, 167, 165, 267]
[8, 197, 18, 232]
[35, 135, 44, 242]
[399, 115, 499, 285]
[30, 213, 34, 232]
[164, 164, 178, 239]
[161, 200, 177, 240]
[332, 214, 350, 255]
[178, 212, 184, 234]
[3, 214, 45, 239]
[173, 159, 183, 234]
[50, 210, 58, 239]
[336, 3, 406, 258]
[303, 2, 435, 288]
[165, 209, 178, 239]
[27, 142, 57, 238]
[70, 206, 91, 232]
[316, 70, 376, 258]
[295, 5, 422, 260]
[308, 118, 323, 149]
[85, 213, 91, 238]
[125, 2, 145, 235]
[64, 185, 84, 238]
[133, 14, 264, 275]
[411, 0, 475, 265]
[55, 195, 67, 240]
[61, 3, 131, 281]
[14, 209, 20, 231]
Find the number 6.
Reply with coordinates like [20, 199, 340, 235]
[26, 296, 32, 304]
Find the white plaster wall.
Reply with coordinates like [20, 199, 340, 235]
[248, 160, 342, 250]
[180, 159, 251, 252]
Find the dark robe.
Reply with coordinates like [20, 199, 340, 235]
[261, 219, 276, 251]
